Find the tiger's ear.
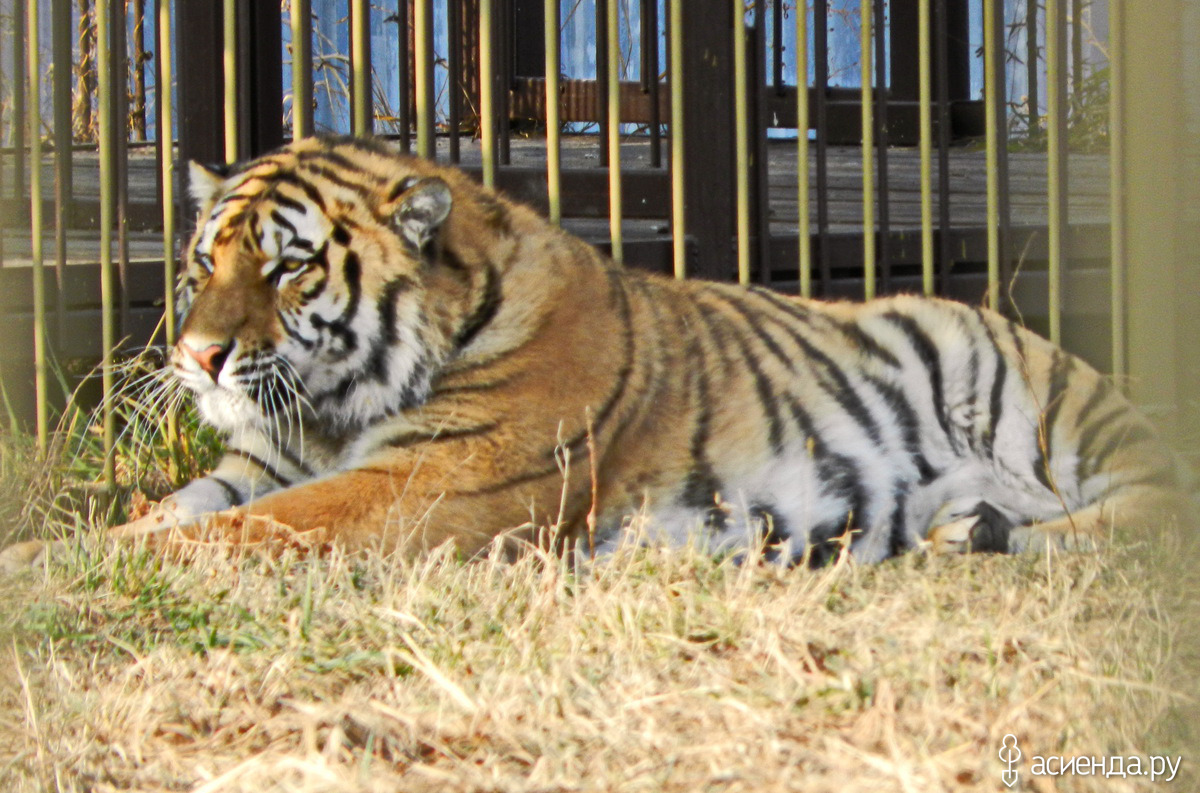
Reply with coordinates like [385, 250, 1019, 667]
[187, 161, 229, 207]
[391, 177, 453, 252]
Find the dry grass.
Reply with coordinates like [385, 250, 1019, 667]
[2, 516, 1198, 793]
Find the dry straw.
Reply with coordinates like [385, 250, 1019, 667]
[1, 512, 1197, 792]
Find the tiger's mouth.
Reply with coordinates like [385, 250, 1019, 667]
[172, 341, 312, 435]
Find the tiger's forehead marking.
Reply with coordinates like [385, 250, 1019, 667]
[195, 171, 335, 264]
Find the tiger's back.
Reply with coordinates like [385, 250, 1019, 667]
[3, 136, 1180, 571]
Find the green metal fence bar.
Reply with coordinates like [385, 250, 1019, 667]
[918, 0, 933, 295]
[98, 0, 116, 487]
[1108, 0, 1127, 380]
[983, 0, 1000, 310]
[859, 0, 874, 299]
[223, 0, 238, 162]
[351, 0, 371, 136]
[160, 0, 177, 344]
[1046, 0, 1066, 344]
[415, 0, 435, 157]
[606, 0, 623, 263]
[544, 0, 562, 225]
[669, 0, 685, 279]
[479, 0, 496, 188]
[291, 0, 313, 139]
[27, 0, 47, 450]
[733, 0, 750, 285]
[796, 0, 811, 297]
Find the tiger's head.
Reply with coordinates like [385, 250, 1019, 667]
[174, 137, 510, 437]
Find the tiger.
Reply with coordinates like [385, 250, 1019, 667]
[0, 135, 1186, 573]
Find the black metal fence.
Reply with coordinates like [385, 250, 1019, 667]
[2, 0, 1189, 445]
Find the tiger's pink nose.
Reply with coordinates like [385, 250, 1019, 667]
[181, 341, 231, 380]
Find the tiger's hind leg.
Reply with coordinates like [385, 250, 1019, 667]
[929, 485, 1184, 555]
[1005, 506, 1105, 553]
[0, 539, 62, 575]
[1008, 484, 1185, 553]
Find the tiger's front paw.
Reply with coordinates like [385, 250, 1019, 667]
[926, 502, 1016, 554]
[109, 497, 189, 541]
[123, 508, 333, 556]
[926, 516, 981, 555]
[193, 510, 332, 551]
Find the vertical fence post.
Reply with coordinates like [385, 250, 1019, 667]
[796, 0, 811, 297]
[859, 0, 874, 299]
[751, 0, 771, 284]
[241, 1, 284, 156]
[52, 0, 72, 343]
[595, 0, 609, 166]
[447, 0, 461, 161]
[97, 0, 116, 488]
[669, 0, 686, 279]
[1045, 0, 1067, 344]
[1108, 0, 1126, 381]
[733, 0, 750, 284]
[160, 0, 177, 345]
[497, 0, 512, 165]
[396, 0, 411, 152]
[605, 0, 623, 263]
[1116, 0, 1192, 428]
[291, 0, 313, 139]
[934, 0, 952, 291]
[643, 0, 661, 168]
[177, 0, 225, 193]
[918, 0, 933, 295]
[12, 0, 26, 204]
[1025, 0, 1038, 134]
[416, 0, 435, 156]
[479, 0, 496, 188]
[872, 0, 890, 292]
[680, 1, 735, 281]
[114, 0, 130, 344]
[983, 0, 1000, 311]
[223, 0, 238, 163]
[352, 0, 372, 136]
[27, 0, 47, 450]
[813, 0, 830, 291]
[544, 0, 561, 225]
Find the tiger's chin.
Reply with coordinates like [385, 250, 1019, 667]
[195, 388, 274, 434]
